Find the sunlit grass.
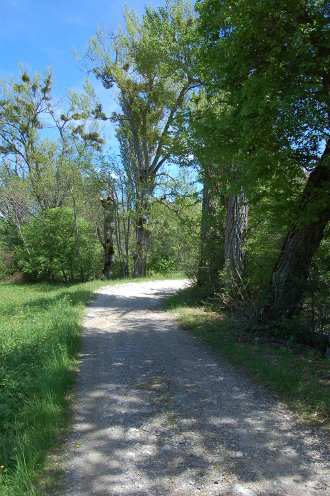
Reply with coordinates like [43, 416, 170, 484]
[0, 280, 109, 495]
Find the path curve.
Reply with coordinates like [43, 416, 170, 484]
[61, 280, 328, 496]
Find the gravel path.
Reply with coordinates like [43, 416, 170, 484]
[61, 280, 329, 496]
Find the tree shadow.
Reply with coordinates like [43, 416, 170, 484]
[59, 284, 328, 495]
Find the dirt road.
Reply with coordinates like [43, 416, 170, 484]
[61, 280, 328, 496]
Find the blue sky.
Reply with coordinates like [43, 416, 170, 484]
[0, 0, 166, 149]
[0, 0, 164, 93]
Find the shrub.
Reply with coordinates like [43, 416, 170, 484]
[18, 208, 102, 282]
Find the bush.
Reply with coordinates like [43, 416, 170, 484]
[18, 208, 102, 282]
[147, 254, 177, 276]
[0, 249, 13, 280]
[0, 220, 18, 280]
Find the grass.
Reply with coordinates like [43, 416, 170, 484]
[165, 285, 330, 426]
[0, 279, 111, 496]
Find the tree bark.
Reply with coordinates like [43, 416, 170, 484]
[132, 179, 154, 277]
[133, 213, 149, 277]
[224, 192, 249, 277]
[101, 193, 116, 279]
[267, 143, 330, 320]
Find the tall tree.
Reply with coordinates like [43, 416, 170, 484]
[0, 70, 60, 212]
[197, 0, 329, 319]
[83, 0, 200, 276]
[100, 193, 116, 279]
[176, 89, 248, 289]
[0, 70, 103, 214]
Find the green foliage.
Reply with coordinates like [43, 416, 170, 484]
[0, 221, 14, 279]
[19, 208, 102, 282]
[0, 248, 13, 280]
[197, 0, 328, 203]
[147, 254, 176, 276]
[243, 198, 289, 306]
[147, 185, 201, 277]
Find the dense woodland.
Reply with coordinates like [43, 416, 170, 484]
[0, 0, 329, 350]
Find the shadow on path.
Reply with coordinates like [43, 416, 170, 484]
[61, 281, 329, 496]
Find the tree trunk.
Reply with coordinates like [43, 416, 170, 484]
[224, 192, 249, 277]
[124, 212, 130, 277]
[197, 166, 225, 289]
[133, 213, 149, 277]
[133, 182, 153, 278]
[114, 202, 126, 277]
[267, 143, 330, 320]
[101, 194, 116, 279]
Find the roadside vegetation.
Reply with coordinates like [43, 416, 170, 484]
[166, 285, 330, 425]
[0, 281, 108, 495]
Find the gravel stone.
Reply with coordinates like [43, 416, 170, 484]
[58, 280, 329, 496]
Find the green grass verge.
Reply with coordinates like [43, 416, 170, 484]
[165, 285, 329, 425]
[0, 280, 112, 495]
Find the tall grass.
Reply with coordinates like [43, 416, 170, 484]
[0, 281, 106, 495]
